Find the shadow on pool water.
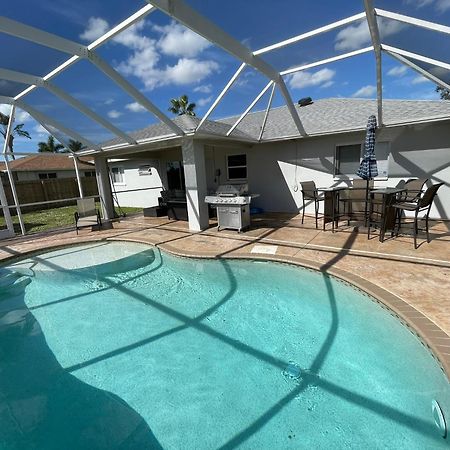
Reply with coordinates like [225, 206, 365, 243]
[0, 284, 163, 449]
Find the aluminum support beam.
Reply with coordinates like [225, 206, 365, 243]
[364, 0, 383, 126]
[0, 68, 136, 144]
[73, 156, 84, 198]
[88, 4, 156, 50]
[259, 83, 276, 141]
[254, 12, 366, 55]
[1, 105, 25, 235]
[3, 7, 177, 134]
[0, 16, 87, 56]
[280, 47, 373, 75]
[45, 83, 137, 144]
[196, 63, 247, 131]
[384, 50, 450, 91]
[381, 45, 450, 71]
[375, 9, 450, 36]
[227, 81, 274, 136]
[87, 52, 184, 136]
[146, 0, 306, 135]
[16, 101, 100, 150]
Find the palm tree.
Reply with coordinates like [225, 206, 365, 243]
[436, 86, 450, 100]
[168, 95, 196, 116]
[0, 113, 31, 160]
[37, 135, 65, 153]
[66, 139, 86, 153]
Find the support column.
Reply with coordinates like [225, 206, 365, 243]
[2, 105, 25, 235]
[0, 175, 14, 238]
[181, 138, 209, 231]
[73, 156, 84, 198]
[94, 157, 114, 220]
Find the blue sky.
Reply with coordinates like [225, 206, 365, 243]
[1, 0, 450, 152]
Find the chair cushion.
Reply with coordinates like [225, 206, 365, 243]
[77, 215, 100, 226]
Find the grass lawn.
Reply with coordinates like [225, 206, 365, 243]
[0, 203, 142, 234]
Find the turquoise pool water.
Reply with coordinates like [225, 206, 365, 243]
[1, 241, 449, 449]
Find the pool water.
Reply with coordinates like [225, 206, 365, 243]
[1, 241, 449, 449]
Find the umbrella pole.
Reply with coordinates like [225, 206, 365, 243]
[364, 178, 369, 227]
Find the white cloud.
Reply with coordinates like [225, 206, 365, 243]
[34, 124, 48, 136]
[80, 17, 109, 41]
[154, 22, 211, 58]
[436, 0, 450, 12]
[404, 0, 450, 11]
[164, 58, 219, 86]
[412, 75, 430, 84]
[387, 65, 408, 77]
[104, 98, 114, 105]
[107, 110, 122, 119]
[288, 68, 336, 89]
[335, 18, 403, 51]
[194, 84, 212, 94]
[352, 85, 377, 98]
[81, 16, 218, 91]
[0, 105, 31, 123]
[197, 96, 212, 107]
[125, 102, 146, 113]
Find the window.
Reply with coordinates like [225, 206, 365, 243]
[111, 166, 124, 184]
[227, 154, 247, 180]
[38, 172, 57, 179]
[334, 142, 390, 178]
[166, 161, 185, 190]
[334, 144, 361, 177]
[84, 171, 96, 177]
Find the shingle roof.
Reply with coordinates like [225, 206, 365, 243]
[0, 154, 94, 171]
[220, 98, 450, 140]
[97, 98, 450, 150]
[102, 114, 255, 148]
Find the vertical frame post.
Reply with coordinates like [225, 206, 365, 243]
[2, 105, 25, 235]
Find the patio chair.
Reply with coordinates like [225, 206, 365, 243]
[300, 181, 324, 229]
[397, 178, 428, 203]
[392, 182, 444, 249]
[74, 198, 102, 234]
[340, 179, 374, 224]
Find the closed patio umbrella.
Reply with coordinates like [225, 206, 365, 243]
[356, 115, 378, 224]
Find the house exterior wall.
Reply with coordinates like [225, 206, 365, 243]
[14, 170, 94, 182]
[204, 121, 450, 220]
[108, 158, 164, 208]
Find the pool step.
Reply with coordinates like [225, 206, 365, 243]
[0, 268, 33, 297]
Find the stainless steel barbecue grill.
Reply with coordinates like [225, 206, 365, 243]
[205, 184, 256, 232]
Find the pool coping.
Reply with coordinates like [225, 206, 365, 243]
[3, 234, 450, 381]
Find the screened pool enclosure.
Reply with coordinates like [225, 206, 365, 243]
[1, 0, 450, 236]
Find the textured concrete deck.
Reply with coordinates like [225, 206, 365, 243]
[1, 213, 449, 375]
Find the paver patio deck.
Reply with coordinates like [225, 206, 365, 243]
[1, 213, 449, 374]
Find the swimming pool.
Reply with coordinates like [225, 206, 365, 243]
[1, 241, 449, 449]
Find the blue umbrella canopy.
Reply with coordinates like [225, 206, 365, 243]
[356, 115, 378, 180]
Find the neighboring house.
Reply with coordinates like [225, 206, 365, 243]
[0, 154, 96, 182]
[96, 98, 450, 220]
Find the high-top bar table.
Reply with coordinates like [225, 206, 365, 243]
[317, 186, 347, 232]
[368, 187, 405, 242]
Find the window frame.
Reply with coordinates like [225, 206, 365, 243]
[333, 142, 362, 178]
[38, 172, 57, 180]
[226, 153, 247, 181]
[110, 166, 125, 185]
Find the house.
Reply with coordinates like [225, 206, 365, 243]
[102, 98, 450, 221]
[0, 154, 96, 182]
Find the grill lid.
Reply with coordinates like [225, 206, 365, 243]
[216, 184, 248, 197]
